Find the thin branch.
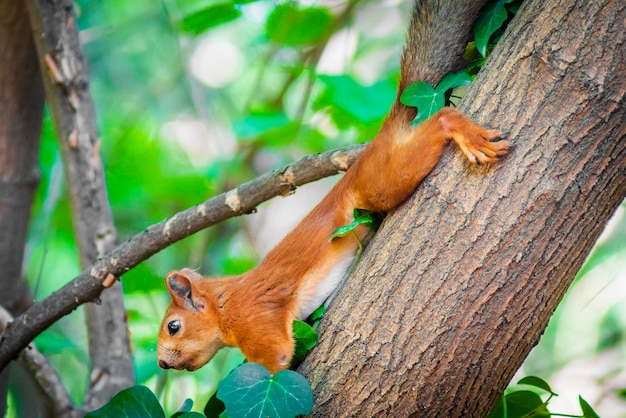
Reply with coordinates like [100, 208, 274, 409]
[0, 307, 83, 418]
[0, 143, 367, 371]
[25, 0, 134, 406]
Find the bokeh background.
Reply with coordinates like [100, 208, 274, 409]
[8, 0, 625, 416]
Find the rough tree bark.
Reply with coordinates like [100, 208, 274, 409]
[0, 0, 44, 414]
[25, 0, 134, 409]
[299, 0, 625, 416]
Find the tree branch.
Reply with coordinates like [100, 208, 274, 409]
[0, 307, 82, 418]
[0, 143, 366, 371]
[25, 0, 134, 407]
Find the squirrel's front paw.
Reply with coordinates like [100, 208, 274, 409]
[458, 129, 509, 164]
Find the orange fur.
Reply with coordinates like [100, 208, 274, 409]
[157, 107, 508, 374]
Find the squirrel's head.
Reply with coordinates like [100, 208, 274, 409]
[157, 268, 224, 371]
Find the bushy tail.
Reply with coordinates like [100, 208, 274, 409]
[392, 0, 489, 122]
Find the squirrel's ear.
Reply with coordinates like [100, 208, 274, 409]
[166, 270, 204, 311]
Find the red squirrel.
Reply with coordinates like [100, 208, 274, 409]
[157, 11, 509, 376]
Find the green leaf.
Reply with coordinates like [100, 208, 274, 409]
[486, 395, 505, 418]
[474, 0, 513, 57]
[435, 71, 472, 95]
[204, 392, 226, 418]
[503, 390, 548, 418]
[579, 396, 601, 418]
[217, 363, 313, 418]
[292, 320, 319, 363]
[85, 385, 165, 418]
[178, 4, 242, 35]
[517, 376, 555, 395]
[400, 72, 472, 126]
[266, 4, 333, 46]
[400, 81, 441, 125]
[330, 208, 384, 240]
[330, 222, 361, 240]
[307, 304, 326, 324]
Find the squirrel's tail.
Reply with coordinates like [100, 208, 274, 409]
[391, 0, 489, 122]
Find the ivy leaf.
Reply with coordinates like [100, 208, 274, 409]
[177, 4, 242, 36]
[517, 376, 556, 395]
[400, 81, 441, 125]
[579, 396, 601, 418]
[85, 385, 165, 418]
[267, 4, 333, 47]
[330, 208, 384, 240]
[217, 363, 313, 418]
[474, 0, 514, 57]
[292, 320, 319, 363]
[400, 72, 471, 126]
[435, 71, 472, 95]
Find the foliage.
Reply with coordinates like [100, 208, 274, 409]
[292, 320, 319, 364]
[400, 71, 472, 125]
[474, 0, 521, 57]
[85, 386, 166, 418]
[330, 208, 385, 254]
[9, 0, 624, 416]
[85, 385, 203, 418]
[487, 376, 601, 418]
[217, 363, 313, 418]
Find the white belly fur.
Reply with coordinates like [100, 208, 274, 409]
[297, 254, 356, 319]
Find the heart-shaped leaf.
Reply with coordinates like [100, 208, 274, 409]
[85, 385, 165, 418]
[400, 72, 471, 126]
[217, 363, 313, 418]
[400, 81, 441, 125]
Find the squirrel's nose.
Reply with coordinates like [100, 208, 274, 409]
[158, 360, 171, 369]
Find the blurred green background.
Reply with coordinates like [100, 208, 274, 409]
[9, 0, 626, 416]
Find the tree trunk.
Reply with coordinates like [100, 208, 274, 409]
[0, 0, 45, 414]
[299, 0, 626, 416]
[25, 0, 134, 409]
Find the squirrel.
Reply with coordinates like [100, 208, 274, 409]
[157, 1, 508, 374]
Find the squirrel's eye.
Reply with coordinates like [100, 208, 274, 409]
[167, 320, 181, 336]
